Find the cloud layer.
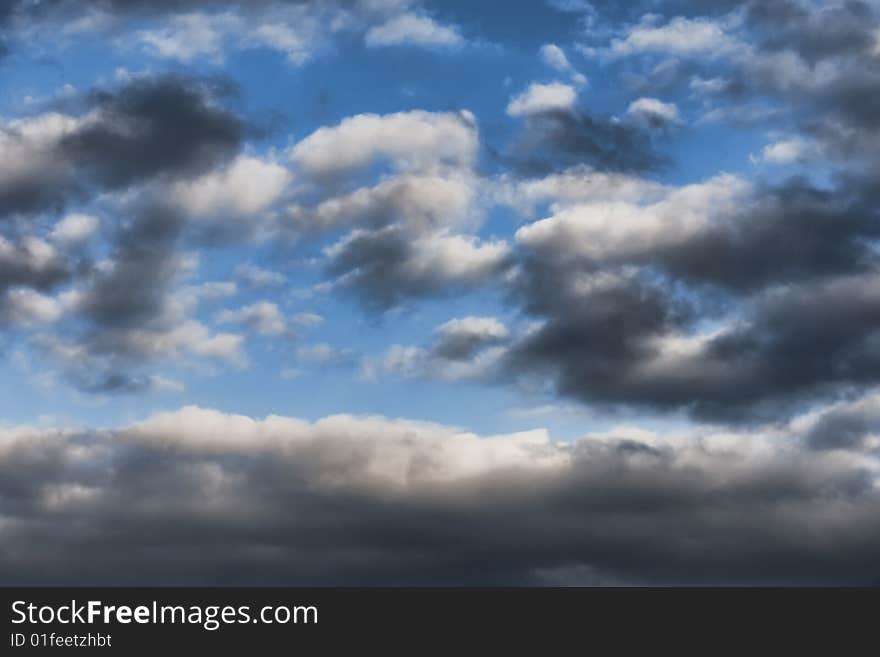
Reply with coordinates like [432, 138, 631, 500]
[2, 403, 879, 585]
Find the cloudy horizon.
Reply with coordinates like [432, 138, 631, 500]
[2, 0, 880, 585]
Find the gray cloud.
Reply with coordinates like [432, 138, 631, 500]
[507, 107, 668, 176]
[0, 74, 244, 219]
[324, 225, 510, 312]
[1, 404, 879, 585]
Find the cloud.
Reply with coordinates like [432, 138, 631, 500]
[610, 15, 741, 57]
[290, 109, 478, 178]
[377, 316, 510, 383]
[135, 12, 239, 62]
[752, 136, 816, 165]
[0, 74, 245, 219]
[365, 12, 465, 50]
[501, 170, 880, 420]
[539, 44, 587, 85]
[234, 263, 285, 288]
[626, 97, 681, 128]
[324, 226, 510, 311]
[1, 1, 464, 63]
[506, 105, 668, 175]
[36, 201, 246, 391]
[287, 108, 498, 310]
[49, 213, 100, 244]
[285, 173, 478, 235]
[218, 301, 288, 337]
[1, 403, 879, 584]
[172, 156, 291, 218]
[507, 83, 578, 117]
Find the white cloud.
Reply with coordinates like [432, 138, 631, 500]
[365, 13, 465, 49]
[496, 166, 669, 216]
[50, 214, 99, 244]
[515, 174, 752, 262]
[753, 137, 817, 165]
[218, 302, 288, 337]
[438, 315, 507, 336]
[507, 82, 577, 117]
[610, 17, 740, 57]
[290, 110, 478, 176]
[539, 44, 587, 85]
[172, 155, 292, 219]
[135, 12, 239, 62]
[286, 172, 478, 234]
[626, 97, 681, 125]
[540, 43, 572, 72]
[125, 406, 559, 484]
[2, 288, 63, 326]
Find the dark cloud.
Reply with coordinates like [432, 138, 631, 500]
[0, 238, 70, 295]
[508, 108, 667, 176]
[655, 179, 880, 292]
[746, 0, 878, 64]
[500, 170, 880, 421]
[325, 225, 510, 312]
[1, 407, 879, 585]
[505, 266, 880, 421]
[77, 203, 183, 331]
[61, 76, 244, 189]
[0, 74, 244, 219]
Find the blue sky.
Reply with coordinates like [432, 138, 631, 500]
[3, 0, 880, 585]
[0, 0, 770, 437]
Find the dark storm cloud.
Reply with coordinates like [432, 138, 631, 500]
[655, 179, 880, 293]
[0, 74, 244, 219]
[500, 170, 880, 421]
[1, 407, 879, 585]
[508, 108, 667, 176]
[505, 266, 880, 421]
[61, 76, 244, 189]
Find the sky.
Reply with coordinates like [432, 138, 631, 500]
[2, 0, 880, 585]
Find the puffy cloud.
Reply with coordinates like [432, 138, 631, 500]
[539, 44, 574, 73]
[1, 403, 879, 584]
[290, 110, 478, 177]
[287, 108, 497, 310]
[135, 12, 240, 62]
[171, 155, 292, 220]
[0, 74, 244, 219]
[49, 213, 100, 244]
[539, 44, 587, 85]
[377, 316, 510, 382]
[515, 174, 749, 264]
[324, 227, 510, 311]
[626, 97, 681, 128]
[0, 288, 63, 326]
[507, 83, 578, 117]
[753, 136, 816, 165]
[365, 12, 465, 49]
[610, 16, 740, 57]
[286, 173, 478, 235]
[502, 171, 880, 420]
[218, 301, 288, 337]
